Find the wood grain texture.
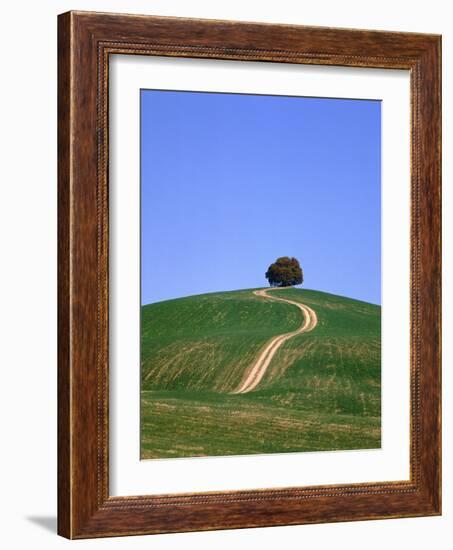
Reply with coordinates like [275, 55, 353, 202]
[57, 10, 442, 539]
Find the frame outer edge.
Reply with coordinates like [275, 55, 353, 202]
[57, 11, 73, 539]
[435, 35, 442, 515]
[409, 38, 442, 515]
[61, 10, 106, 538]
[424, 36, 442, 515]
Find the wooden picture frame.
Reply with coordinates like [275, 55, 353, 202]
[58, 10, 441, 539]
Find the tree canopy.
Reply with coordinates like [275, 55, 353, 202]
[265, 257, 303, 287]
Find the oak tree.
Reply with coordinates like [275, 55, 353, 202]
[265, 257, 303, 287]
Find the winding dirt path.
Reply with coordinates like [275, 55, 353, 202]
[232, 288, 318, 394]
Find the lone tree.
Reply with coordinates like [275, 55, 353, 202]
[265, 257, 303, 287]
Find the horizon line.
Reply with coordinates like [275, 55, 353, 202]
[141, 286, 381, 308]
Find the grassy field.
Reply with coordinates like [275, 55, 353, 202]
[141, 288, 381, 459]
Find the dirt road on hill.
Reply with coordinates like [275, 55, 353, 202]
[232, 288, 318, 394]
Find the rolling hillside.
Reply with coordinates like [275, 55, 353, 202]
[141, 288, 381, 459]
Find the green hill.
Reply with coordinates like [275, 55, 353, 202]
[141, 288, 381, 459]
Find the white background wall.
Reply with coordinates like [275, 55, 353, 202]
[0, 1, 450, 548]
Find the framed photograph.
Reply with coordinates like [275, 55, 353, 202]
[58, 11, 441, 538]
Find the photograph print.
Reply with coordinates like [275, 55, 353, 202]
[140, 89, 381, 460]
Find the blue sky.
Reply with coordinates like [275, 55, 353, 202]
[141, 90, 381, 305]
